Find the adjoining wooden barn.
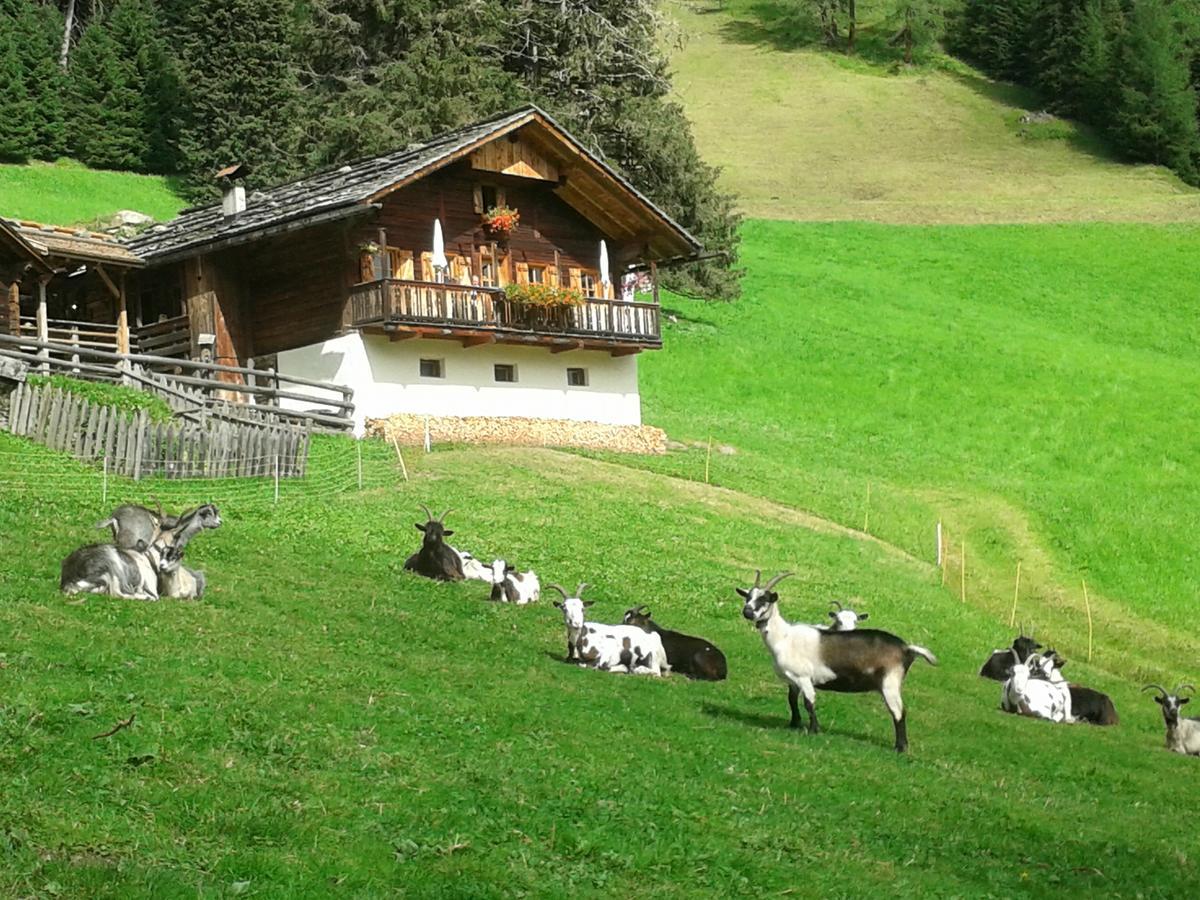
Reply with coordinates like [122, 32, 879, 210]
[0, 106, 702, 434]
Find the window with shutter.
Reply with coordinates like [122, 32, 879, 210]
[567, 267, 582, 291]
[515, 262, 530, 284]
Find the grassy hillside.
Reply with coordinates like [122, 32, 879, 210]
[0, 434, 1196, 896]
[620, 220, 1200, 682]
[0, 159, 186, 227]
[670, 1, 1200, 223]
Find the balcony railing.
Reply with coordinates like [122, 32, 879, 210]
[348, 279, 661, 345]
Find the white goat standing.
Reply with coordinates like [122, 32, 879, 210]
[737, 570, 936, 752]
[488, 559, 540, 604]
[550, 584, 669, 676]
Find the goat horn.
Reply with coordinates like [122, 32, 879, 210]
[1142, 684, 1168, 698]
[1176, 684, 1196, 697]
[419, 503, 434, 521]
[762, 571, 794, 592]
[439, 508, 454, 522]
[752, 569, 762, 589]
[546, 583, 569, 600]
[576, 582, 589, 596]
[829, 599, 844, 611]
[635, 604, 650, 616]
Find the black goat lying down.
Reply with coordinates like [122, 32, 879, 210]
[622, 605, 727, 681]
[1043, 649, 1119, 726]
[979, 632, 1042, 681]
[404, 505, 464, 582]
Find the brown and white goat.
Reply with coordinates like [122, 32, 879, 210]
[979, 630, 1042, 681]
[403, 505, 465, 582]
[737, 570, 937, 752]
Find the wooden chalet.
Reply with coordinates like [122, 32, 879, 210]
[2, 107, 702, 430]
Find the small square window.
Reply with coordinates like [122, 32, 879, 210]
[581, 273, 598, 296]
[481, 185, 499, 211]
[567, 367, 588, 387]
[494, 363, 517, 383]
[419, 358, 444, 378]
[528, 265, 545, 285]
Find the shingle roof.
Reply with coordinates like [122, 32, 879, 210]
[123, 105, 700, 262]
[2, 218, 144, 268]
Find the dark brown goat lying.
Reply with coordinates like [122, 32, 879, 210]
[622, 606, 727, 681]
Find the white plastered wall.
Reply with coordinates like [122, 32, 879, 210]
[276, 333, 643, 435]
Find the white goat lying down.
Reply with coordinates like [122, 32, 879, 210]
[452, 546, 491, 582]
[60, 540, 170, 600]
[488, 559, 540, 604]
[1000, 651, 1073, 723]
[551, 583, 669, 676]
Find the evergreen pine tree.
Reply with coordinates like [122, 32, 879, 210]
[0, 21, 36, 162]
[173, 0, 304, 197]
[1070, 0, 1123, 125]
[0, 0, 68, 159]
[1112, 0, 1200, 181]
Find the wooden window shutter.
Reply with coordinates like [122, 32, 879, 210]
[391, 249, 414, 280]
[452, 255, 471, 285]
[547, 264, 559, 287]
[472, 185, 484, 215]
[568, 267, 582, 291]
[515, 261, 530, 284]
[359, 252, 374, 282]
[419, 251, 433, 281]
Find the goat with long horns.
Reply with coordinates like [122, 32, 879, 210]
[403, 505, 465, 582]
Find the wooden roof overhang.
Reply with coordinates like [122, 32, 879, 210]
[125, 105, 702, 266]
[0, 219, 56, 283]
[365, 110, 702, 261]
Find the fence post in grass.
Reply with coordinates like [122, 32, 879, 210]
[357, 440, 363, 491]
[960, 541, 966, 603]
[102, 454, 108, 505]
[704, 435, 712, 484]
[274, 454, 280, 504]
[391, 435, 409, 482]
[424, 416, 431, 453]
[1083, 579, 1093, 662]
[863, 481, 871, 533]
[1009, 561, 1022, 628]
[936, 521, 943, 567]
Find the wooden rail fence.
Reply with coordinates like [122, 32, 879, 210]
[5, 381, 309, 479]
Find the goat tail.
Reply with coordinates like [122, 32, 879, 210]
[906, 644, 939, 667]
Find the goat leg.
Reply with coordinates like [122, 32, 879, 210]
[803, 694, 821, 734]
[787, 685, 803, 729]
[893, 713, 908, 753]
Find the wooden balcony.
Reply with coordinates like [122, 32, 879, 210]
[348, 279, 661, 352]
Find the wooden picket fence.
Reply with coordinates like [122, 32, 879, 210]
[5, 381, 309, 479]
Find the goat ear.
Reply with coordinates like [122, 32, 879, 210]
[1181, 697, 1191, 706]
[583, 600, 595, 608]
[1154, 695, 1165, 705]
[828, 611, 837, 619]
[553, 600, 562, 609]
[735, 588, 750, 599]
[443, 529, 454, 536]
[415, 522, 426, 532]
[858, 612, 868, 621]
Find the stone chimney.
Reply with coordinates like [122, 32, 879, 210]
[215, 163, 249, 218]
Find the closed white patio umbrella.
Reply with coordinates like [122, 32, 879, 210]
[431, 219, 449, 281]
[599, 239, 611, 297]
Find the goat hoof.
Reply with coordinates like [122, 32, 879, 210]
[789, 719, 803, 730]
[807, 725, 821, 735]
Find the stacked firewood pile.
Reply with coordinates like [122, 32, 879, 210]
[366, 413, 667, 455]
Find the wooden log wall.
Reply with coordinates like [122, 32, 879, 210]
[5, 382, 310, 480]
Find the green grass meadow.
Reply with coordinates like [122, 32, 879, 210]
[0, 435, 1195, 897]
[0, 159, 185, 227]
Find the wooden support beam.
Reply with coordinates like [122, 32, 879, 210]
[94, 264, 121, 301]
[461, 334, 495, 348]
[115, 271, 130, 356]
[388, 330, 419, 342]
[550, 341, 582, 354]
[36, 278, 49, 347]
[4, 281, 19, 337]
[610, 347, 642, 357]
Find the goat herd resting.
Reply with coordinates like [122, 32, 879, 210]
[55, 499, 1198, 758]
[60, 501, 221, 601]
